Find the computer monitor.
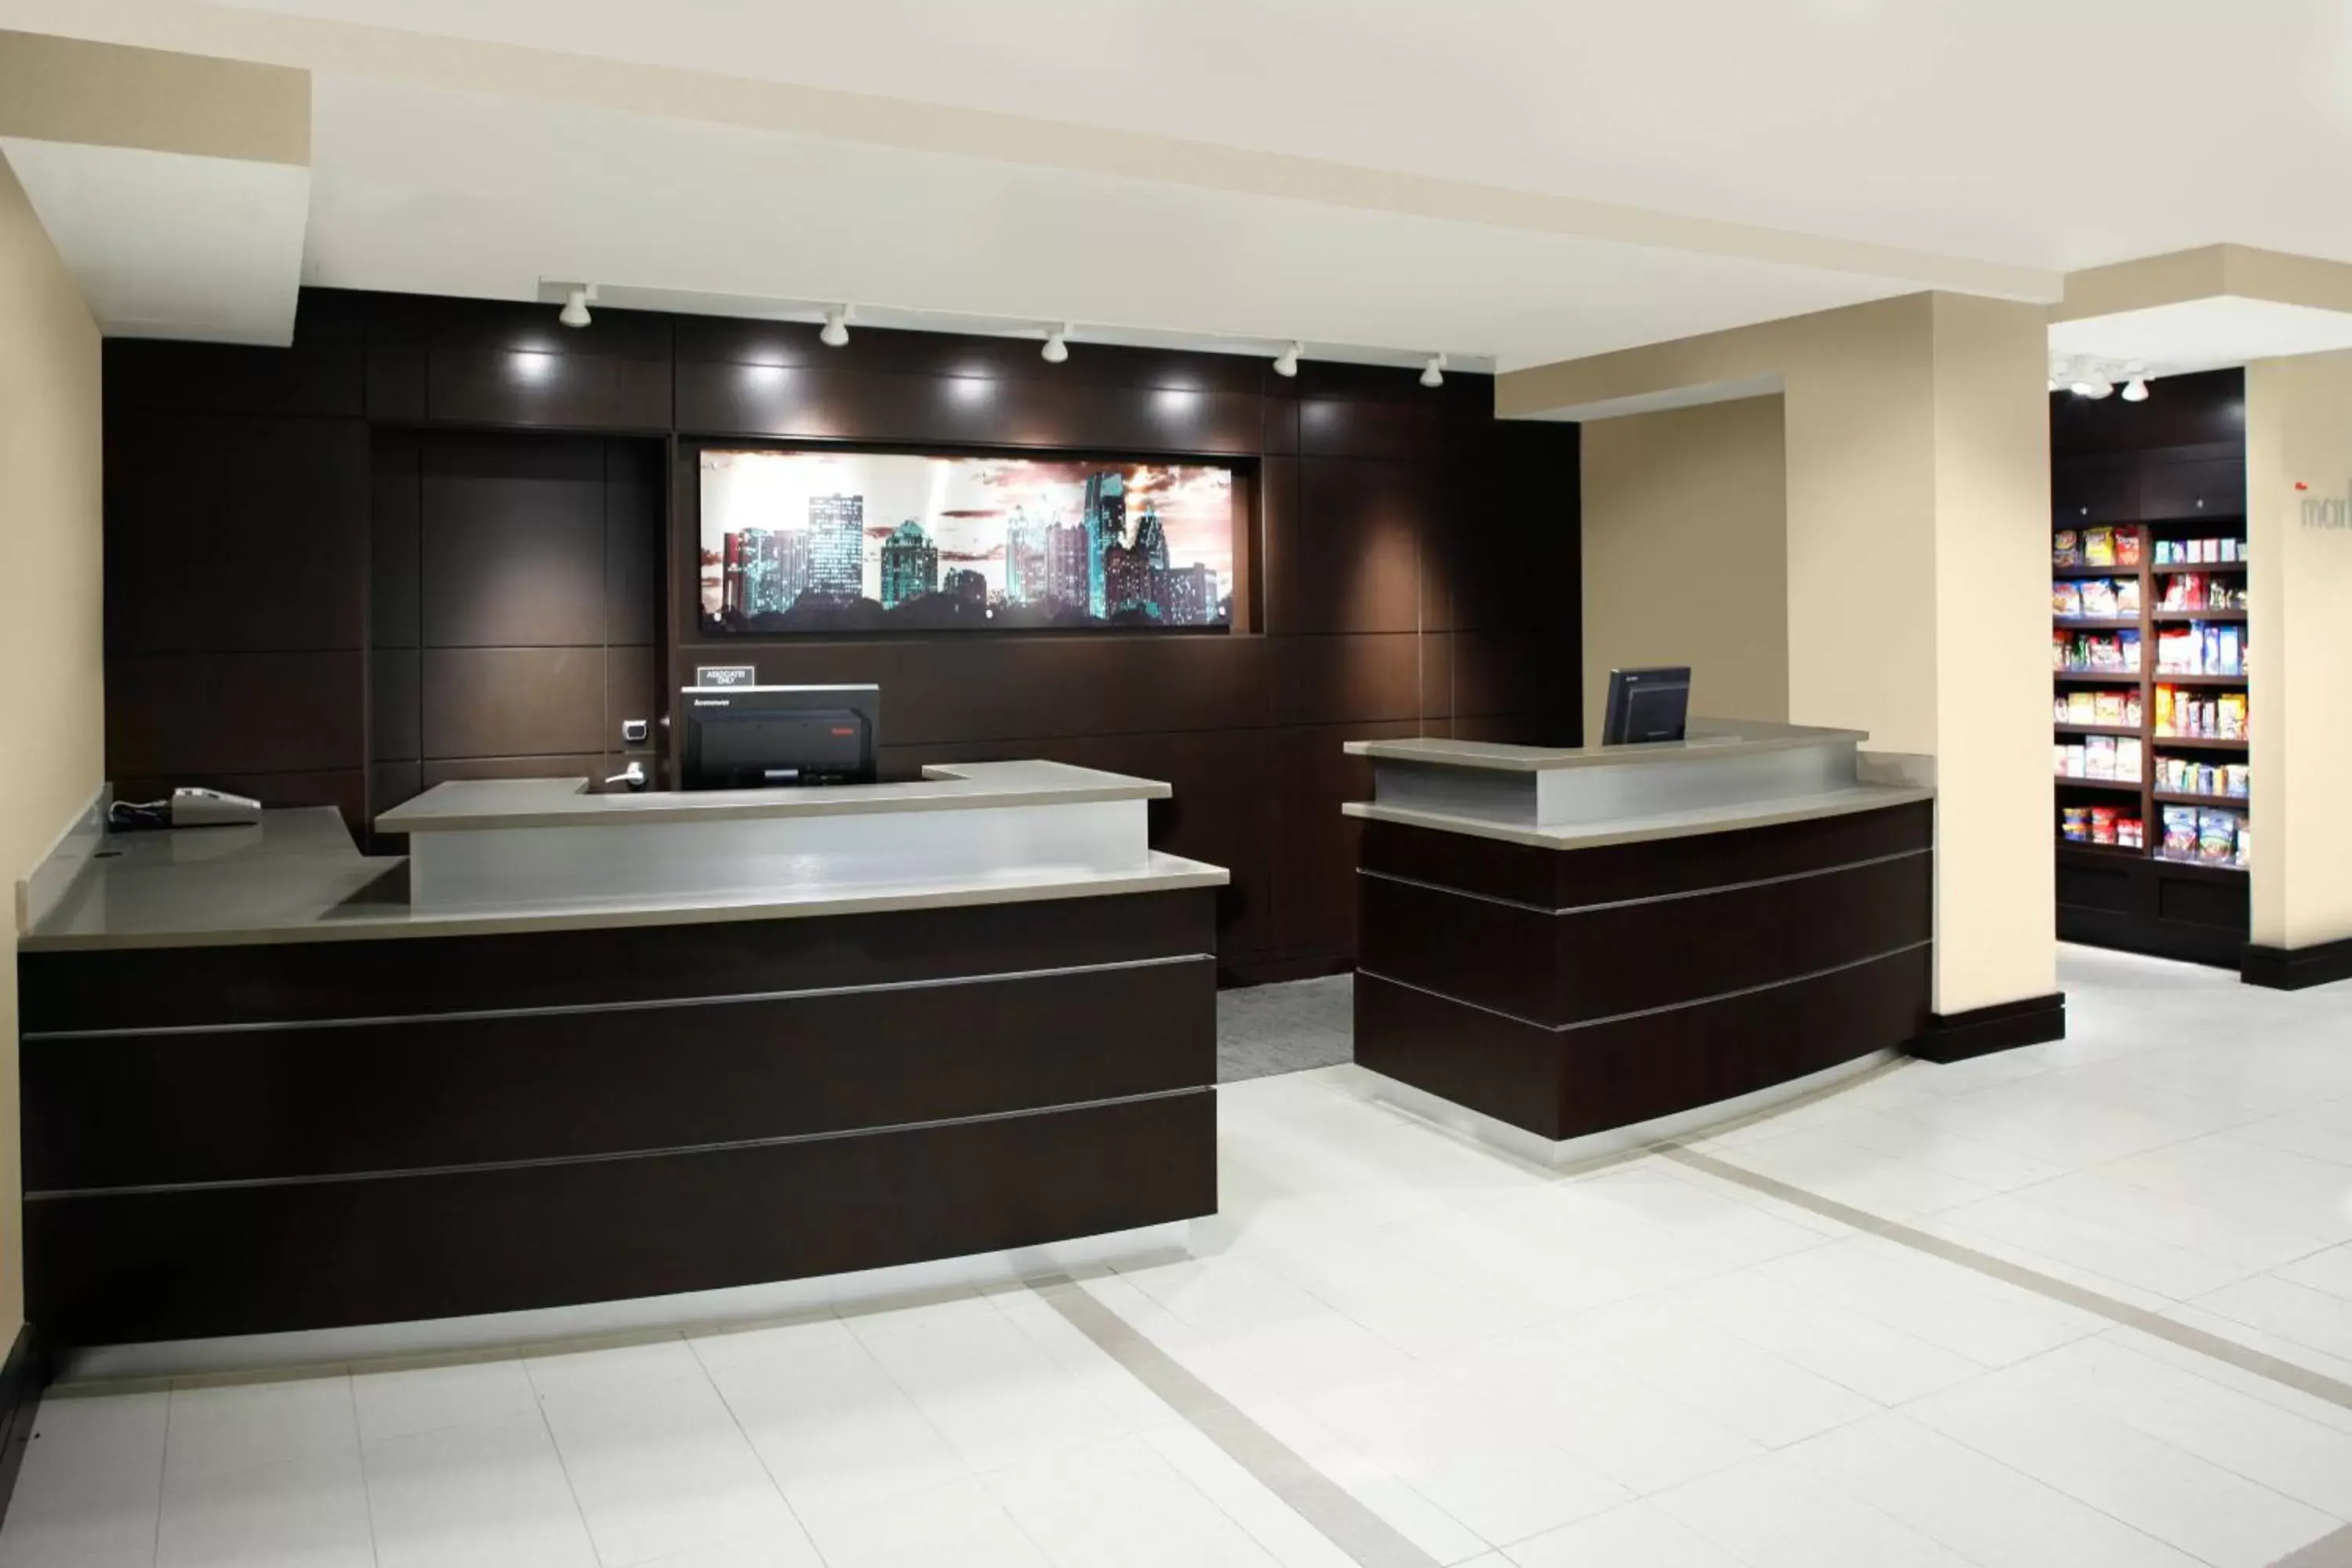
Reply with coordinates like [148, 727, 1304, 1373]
[680, 684, 880, 789]
[1601, 666, 1690, 746]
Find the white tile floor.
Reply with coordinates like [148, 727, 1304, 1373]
[7, 943, 2352, 1568]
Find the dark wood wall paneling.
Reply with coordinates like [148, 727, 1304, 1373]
[100, 289, 1581, 979]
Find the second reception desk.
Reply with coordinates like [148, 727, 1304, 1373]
[1345, 721, 1933, 1151]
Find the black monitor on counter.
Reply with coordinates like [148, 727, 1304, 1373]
[680, 684, 880, 789]
[1601, 666, 1690, 746]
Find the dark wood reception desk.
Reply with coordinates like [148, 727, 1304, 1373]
[17, 763, 1225, 1358]
[1345, 722, 1934, 1156]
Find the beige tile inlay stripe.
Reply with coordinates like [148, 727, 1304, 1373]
[2270, 1522, 2352, 1566]
[1029, 1274, 1439, 1568]
[1664, 1144, 2352, 1414]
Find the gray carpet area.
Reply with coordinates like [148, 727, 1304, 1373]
[1216, 974, 1355, 1083]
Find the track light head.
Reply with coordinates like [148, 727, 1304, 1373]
[557, 285, 593, 329]
[1272, 341, 1301, 379]
[1040, 324, 1071, 365]
[1420, 354, 1446, 389]
[2120, 365, 2151, 403]
[819, 306, 851, 348]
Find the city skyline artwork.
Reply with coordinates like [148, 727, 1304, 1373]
[699, 448, 1236, 633]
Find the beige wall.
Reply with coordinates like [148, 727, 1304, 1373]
[1580, 396, 1789, 743]
[2246, 350, 2352, 949]
[0, 150, 103, 1337]
[1508, 291, 2056, 1017]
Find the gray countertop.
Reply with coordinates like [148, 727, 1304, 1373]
[1344, 782, 1933, 851]
[376, 760, 1167, 833]
[1343, 719, 1870, 772]
[20, 806, 1229, 952]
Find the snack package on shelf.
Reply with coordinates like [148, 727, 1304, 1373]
[2080, 579, 2119, 619]
[2086, 735, 2117, 779]
[2122, 629, 2143, 671]
[2125, 690, 2144, 728]
[2089, 633, 2126, 671]
[2090, 805, 2118, 845]
[2235, 818, 2251, 867]
[2219, 626, 2242, 674]
[2054, 530, 2082, 566]
[2154, 685, 2175, 734]
[2065, 743, 2088, 777]
[2198, 809, 2238, 865]
[2053, 743, 2071, 779]
[2118, 816, 2145, 849]
[2157, 627, 2196, 672]
[2117, 737, 2143, 782]
[2067, 690, 2097, 724]
[2085, 527, 2115, 568]
[2161, 805, 2200, 858]
[2116, 530, 2144, 568]
[2218, 691, 2248, 739]
[2116, 577, 2143, 615]
[2092, 691, 2125, 727]
[2053, 581, 2085, 617]
[2224, 763, 2250, 797]
[2061, 806, 2090, 842]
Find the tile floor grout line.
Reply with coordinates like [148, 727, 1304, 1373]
[1027, 1272, 1443, 1568]
[1662, 1143, 2352, 1414]
[343, 1374, 387, 1568]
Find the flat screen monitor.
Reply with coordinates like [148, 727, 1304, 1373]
[681, 684, 880, 789]
[1601, 666, 1690, 746]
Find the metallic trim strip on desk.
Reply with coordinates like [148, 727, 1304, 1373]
[1356, 938, 1933, 1035]
[1356, 845, 1929, 916]
[25, 1086, 1215, 1202]
[23, 952, 1214, 1040]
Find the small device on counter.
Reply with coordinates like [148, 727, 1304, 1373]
[109, 786, 265, 830]
[1602, 666, 1691, 746]
[681, 684, 880, 789]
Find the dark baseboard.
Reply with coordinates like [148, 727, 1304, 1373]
[2242, 936, 2352, 992]
[1219, 953, 1354, 989]
[0, 1325, 48, 1536]
[1908, 993, 2067, 1064]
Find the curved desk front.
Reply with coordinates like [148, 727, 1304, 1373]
[1343, 721, 1933, 1156]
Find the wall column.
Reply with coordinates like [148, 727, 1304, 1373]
[2245, 350, 2352, 979]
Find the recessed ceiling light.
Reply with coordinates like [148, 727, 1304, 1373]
[819, 306, 851, 348]
[1272, 341, 1301, 378]
[1420, 354, 1446, 389]
[1041, 324, 1071, 364]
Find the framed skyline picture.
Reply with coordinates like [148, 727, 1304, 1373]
[698, 447, 1240, 634]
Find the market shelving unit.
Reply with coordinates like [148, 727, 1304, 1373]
[2049, 369, 2250, 967]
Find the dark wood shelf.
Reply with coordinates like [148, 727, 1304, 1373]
[2053, 669, 2147, 683]
[2053, 562, 2141, 579]
[2057, 838, 2147, 860]
[2154, 790, 2251, 809]
[2055, 776, 2145, 794]
[2152, 735, 2249, 751]
[2153, 672, 2247, 687]
[2154, 854, 2248, 876]
[2053, 617, 2141, 630]
[2151, 560, 2247, 575]
[2054, 722, 2142, 738]
[2152, 608, 2247, 623]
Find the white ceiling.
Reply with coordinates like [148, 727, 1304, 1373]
[303, 74, 1924, 371]
[2049, 297, 2352, 380]
[13, 0, 2352, 366]
[0, 136, 310, 343]
[212, 0, 2352, 274]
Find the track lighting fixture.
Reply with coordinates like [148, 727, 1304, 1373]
[558, 285, 593, 329]
[1041, 324, 1070, 364]
[2070, 372, 2112, 399]
[1272, 341, 1301, 378]
[1420, 354, 1446, 389]
[819, 306, 851, 348]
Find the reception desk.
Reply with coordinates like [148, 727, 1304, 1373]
[18, 762, 1225, 1354]
[1345, 721, 1933, 1156]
